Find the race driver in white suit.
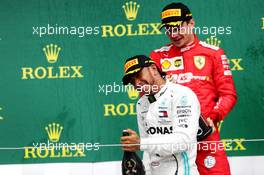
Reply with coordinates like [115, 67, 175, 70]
[121, 55, 201, 175]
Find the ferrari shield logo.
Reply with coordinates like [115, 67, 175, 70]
[194, 56, 206, 70]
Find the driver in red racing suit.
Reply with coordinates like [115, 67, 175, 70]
[149, 2, 237, 175]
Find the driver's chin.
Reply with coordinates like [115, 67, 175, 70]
[171, 38, 186, 48]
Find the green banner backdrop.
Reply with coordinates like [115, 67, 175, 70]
[0, 0, 263, 164]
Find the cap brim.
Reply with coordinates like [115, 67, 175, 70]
[159, 21, 184, 30]
[122, 62, 155, 85]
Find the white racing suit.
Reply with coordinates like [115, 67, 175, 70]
[137, 81, 200, 175]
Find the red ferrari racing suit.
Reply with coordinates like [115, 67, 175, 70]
[150, 35, 237, 175]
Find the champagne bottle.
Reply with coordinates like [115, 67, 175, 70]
[197, 115, 213, 141]
[121, 131, 145, 175]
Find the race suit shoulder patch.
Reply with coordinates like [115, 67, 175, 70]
[154, 44, 173, 53]
[199, 41, 219, 51]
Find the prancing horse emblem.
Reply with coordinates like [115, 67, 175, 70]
[194, 56, 206, 70]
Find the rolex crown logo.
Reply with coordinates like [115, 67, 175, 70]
[45, 123, 63, 142]
[206, 36, 221, 47]
[43, 44, 61, 63]
[122, 1, 140, 21]
[126, 85, 139, 100]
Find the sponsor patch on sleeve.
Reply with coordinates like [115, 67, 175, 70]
[221, 55, 232, 75]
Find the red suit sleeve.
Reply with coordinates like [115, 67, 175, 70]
[209, 48, 237, 122]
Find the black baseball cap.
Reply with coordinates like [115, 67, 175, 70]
[160, 2, 192, 29]
[122, 55, 164, 85]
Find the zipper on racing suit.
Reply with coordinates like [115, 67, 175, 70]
[172, 154, 178, 175]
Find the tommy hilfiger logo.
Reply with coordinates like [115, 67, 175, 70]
[159, 110, 168, 118]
